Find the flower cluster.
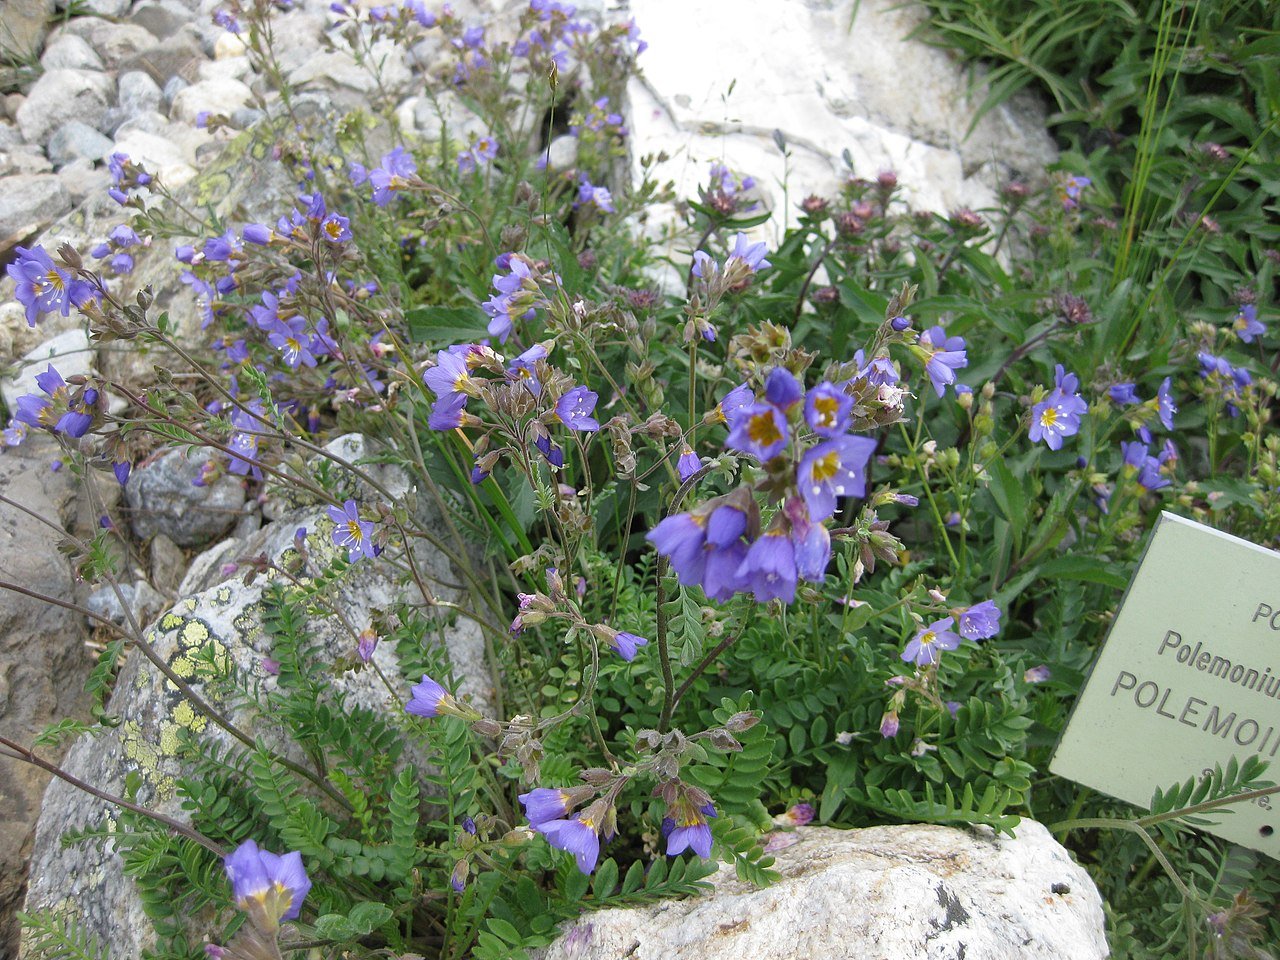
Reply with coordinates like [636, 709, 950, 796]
[12, 365, 98, 439]
[90, 224, 144, 276]
[1121, 440, 1176, 492]
[702, 161, 757, 216]
[649, 369, 879, 604]
[482, 254, 552, 343]
[1197, 351, 1253, 416]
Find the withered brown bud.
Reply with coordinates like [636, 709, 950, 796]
[634, 729, 661, 752]
[724, 711, 760, 733]
[707, 729, 743, 752]
[580, 767, 613, 786]
[57, 242, 82, 269]
[471, 718, 502, 737]
[499, 224, 527, 251]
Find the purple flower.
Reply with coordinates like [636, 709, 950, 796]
[575, 178, 614, 213]
[1029, 365, 1087, 450]
[1109, 382, 1140, 404]
[803, 382, 852, 437]
[1024, 665, 1051, 683]
[223, 840, 311, 928]
[423, 347, 477, 399]
[676, 446, 701, 480]
[1233, 304, 1265, 343]
[796, 435, 876, 520]
[901, 617, 962, 666]
[1060, 175, 1091, 210]
[917, 326, 968, 397]
[327, 499, 376, 561]
[1156, 377, 1176, 430]
[428, 392, 472, 430]
[879, 711, 900, 738]
[406, 674, 448, 717]
[763, 368, 802, 411]
[321, 214, 352, 243]
[793, 520, 831, 583]
[555, 386, 600, 431]
[666, 804, 715, 859]
[725, 402, 789, 461]
[357, 630, 378, 662]
[370, 147, 417, 206]
[7, 245, 93, 327]
[242, 223, 274, 245]
[520, 788, 580, 827]
[737, 529, 797, 603]
[610, 631, 647, 661]
[727, 232, 770, 272]
[646, 512, 707, 584]
[956, 600, 1001, 640]
[536, 814, 602, 874]
[267, 317, 318, 369]
[113, 461, 131, 486]
[14, 365, 94, 438]
[713, 383, 755, 427]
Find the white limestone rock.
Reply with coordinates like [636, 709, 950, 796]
[47, 121, 114, 167]
[537, 822, 1108, 960]
[0, 172, 70, 242]
[169, 77, 254, 125]
[48, 17, 157, 69]
[14, 69, 115, 145]
[626, 0, 1057, 251]
[39, 34, 104, 72]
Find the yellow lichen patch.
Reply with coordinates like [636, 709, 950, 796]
[181, 621, 210, 647]
[170, 656, 196, 679]
[172, 699, 207, 733]
[158, 720, 182, 756]
[215, 586, 233, 605]
[160, 612, 185, 631]
[121, 721, 160, 776]
[183, 598, 197, 612]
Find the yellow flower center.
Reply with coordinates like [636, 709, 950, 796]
[810, 450, 840, 484]
[746, 411, 782, 446]
[1038, 407, 1059, 428]
[920, 631, 937, 647]
[45, 270, 64, 291]
[346, 519, 364, 543]
[813, 395, 840, 427]
[325, 220, 343, 239]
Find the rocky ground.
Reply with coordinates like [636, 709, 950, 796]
[0, 1, 1072, 957]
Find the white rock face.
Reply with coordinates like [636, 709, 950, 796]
[169, 78, 254, 124]
[626, 0, 1056, 246]
[39, 35, 105, 72]
[14, 69, 116, 145]
[537, 823, 1108, 960]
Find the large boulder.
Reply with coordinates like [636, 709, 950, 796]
[0, 438, 92, 957]
[537, 822, 1108, 960]
[124, 447, 247, 547]
[627, 0, 1058, 246]
[22, 436, 491, 958]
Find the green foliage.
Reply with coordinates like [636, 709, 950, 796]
[18, 911, 110, 960]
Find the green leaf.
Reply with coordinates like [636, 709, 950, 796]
[406, 305, 490, 343]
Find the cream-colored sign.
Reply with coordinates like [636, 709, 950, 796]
[1051, 512, 1278, 858]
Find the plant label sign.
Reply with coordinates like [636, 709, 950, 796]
[1051, 512, 1279, 858]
